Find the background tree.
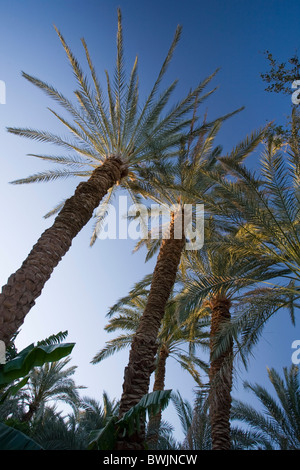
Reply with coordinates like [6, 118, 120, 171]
[17, 357, 84, 423]
[196, 117, 300, 358]
[261, 50, 300, 96]
[114, 102, 244, 449]
[176, 219, 289, 450]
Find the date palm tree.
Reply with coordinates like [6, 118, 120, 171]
[113, 107, 248, 447]
[180, 387, 268, 450]
[231, 365, 300, 450]
[0, 9, 218, 346]
[176, 221, 290, 450]
[18, 357, 84, 423]
[114, 121, 273, 450]
[197, 108, 300, 349]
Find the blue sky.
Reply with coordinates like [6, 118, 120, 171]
[0, 0, 299, 442]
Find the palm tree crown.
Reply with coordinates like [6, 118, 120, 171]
[10, 10, 220, 219]
[0, 9, 225, 346]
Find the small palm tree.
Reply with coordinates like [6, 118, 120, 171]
[29, 407, 83, 450]
[18, 357, 84, 423]
[179, 389, 211, 450]
[0, 9, 217, 345]
[76, 391, 119, 445]
[26, 391, 118, 449]
[231, 365, 300, 450]
[180, 387, 267, 450]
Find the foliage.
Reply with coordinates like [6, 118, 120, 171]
[261, 51, 300, 96]
[0, 421, 43, 450]
[0, 341, 75, 411]
[231, 365, 300, 450]
[92, 287, 208, 385]
[88, 389, 172, 450]
[0, 341, 75, 387]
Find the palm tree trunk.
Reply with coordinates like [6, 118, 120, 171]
[146, 344, 169, 448]
[21, 401, 39, 423]
[115, 213, 185, 450]
[208, 294, 233, 450]
[0, 156, 127, 346]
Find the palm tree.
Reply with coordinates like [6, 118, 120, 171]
[2, 388, 119, 450]
[231, 365, 300, 450]
[114, 110, 245, 449]
[76, 391, 119, 448]
[197, 109, 300, 350]
[176, 221, 290, 450]
[92, 286, 208, 448]
[17, 357, 84, 423]
[180, 387, 267, 450]
[29, 407, 84, 450]
[0, 9, 216, 346]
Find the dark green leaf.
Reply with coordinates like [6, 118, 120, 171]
[0, 342, 75, 385]
[0, 422, 43, 450]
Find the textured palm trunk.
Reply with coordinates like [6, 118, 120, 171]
[146, 344, 169, 449]
[115, 213, 185, 450]
[0, 156, 126, 346]
[21, 401, 39, 423]
[208, 294, 233, 450]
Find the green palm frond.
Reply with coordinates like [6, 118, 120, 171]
[171, 391, 193, 436]
[10, 169, 92, 185]
[9, 10, 244, 251]
[91, 334, 134, 364]
[92, 281, 208, 385]
[231, 365, 300, 449]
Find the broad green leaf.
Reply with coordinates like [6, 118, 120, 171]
[117, 389, 172, 436]
[88, 416, 118, 450]
[0, 342, 75, 385]
[0, 422, 43, 450]
[0, 376, 30, 404]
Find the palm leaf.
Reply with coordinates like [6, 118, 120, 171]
[117, 389, 172, 436]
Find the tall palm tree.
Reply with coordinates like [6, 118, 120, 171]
[176, 221, 290, 450]
[92, 287, 208, 448]
[114, 111, 246, 449]
[197, 109, 300, 350]
[0, 9, 217, 346]
[231, 365, 300, 450]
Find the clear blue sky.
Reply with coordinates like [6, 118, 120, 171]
[0, 0, 299, 442]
